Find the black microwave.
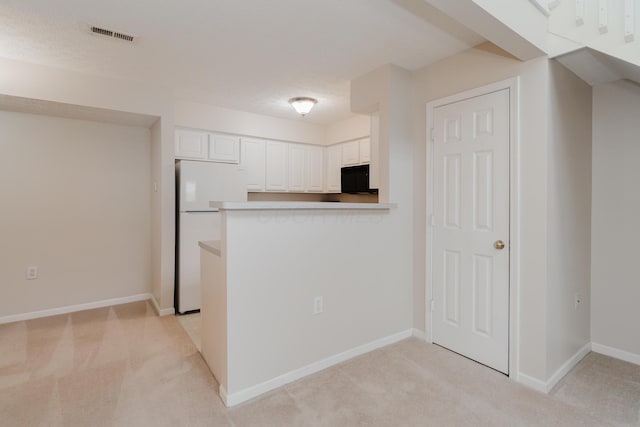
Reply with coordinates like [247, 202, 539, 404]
[341, 164, 377, 194]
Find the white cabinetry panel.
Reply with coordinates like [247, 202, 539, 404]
[326, 145, 342, 193]
[341, 140, 360, 166]
[359, 138, 371, 164]
[306, 145, 324, 192]
[175, 129, 208, 160]
[209, 134, 240, 163]
[288, 144, 306, 192]
[242, 138, 266, 191]
[265, 141, 288, 191]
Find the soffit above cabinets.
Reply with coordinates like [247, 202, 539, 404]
[0, 94, 159, 128]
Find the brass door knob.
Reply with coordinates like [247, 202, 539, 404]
[494, 240, 506, 250]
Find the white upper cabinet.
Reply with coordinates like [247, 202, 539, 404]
[175, 129, 208, 160]
[265, 141, 288, 191]
[326, 145, 342, 193]
[288, 144, 306, 192]
[359, 138, 370, 164]
[175, 129, 240, 164]
[208, 134, 240, 163]
[241, 138, 266, 191]
[341, 140, 360, 166]
[326, 137, 370, 193]
[306, 145, 324, 192]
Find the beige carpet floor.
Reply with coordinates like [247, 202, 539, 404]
[177, 312, 201, 351]
[1, 301, 639, 426]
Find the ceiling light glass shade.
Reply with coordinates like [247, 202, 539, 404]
[289, 97, 317, 116]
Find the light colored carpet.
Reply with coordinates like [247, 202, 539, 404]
[1, 301, 638, 426]
[177, 312, 201, 351]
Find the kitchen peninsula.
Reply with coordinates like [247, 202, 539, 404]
[199, 201, 412, 407]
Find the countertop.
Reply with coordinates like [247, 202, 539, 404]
[199, 240, 221, 256]
[209, 201, 396, 211]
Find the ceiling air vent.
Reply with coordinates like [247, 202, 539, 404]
[113, 32, 134, 42]
[90, 25, 135, 43]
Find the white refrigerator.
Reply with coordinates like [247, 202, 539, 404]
[176, 160, 247, 314]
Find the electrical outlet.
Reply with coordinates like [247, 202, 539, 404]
[574, 293, 581, 310]
[313, 296, 323, 315]
[26, 266, 38, 280]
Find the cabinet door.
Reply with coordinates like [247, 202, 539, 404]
[359, 138, 371, 164]
[341, 140, 360, 166]
[288, 144, 306, 192]
[241, 138, 266, 192]
[326, 145, 342, 193]
[175, 129, 208, 160]
[265, 141, 288, 191]
[208, 134, 240, 163]
[306, 145, 324, 192]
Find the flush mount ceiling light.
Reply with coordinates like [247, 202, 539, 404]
[288, 97, 317, 116]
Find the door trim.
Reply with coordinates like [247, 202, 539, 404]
[425, 77, 520, 379]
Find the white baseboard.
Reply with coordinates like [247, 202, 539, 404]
[545, 342, 591, 392]
[219, 385, 229, 407]
[592, 342, 640, 366]
[0, 293, 152, 325]
[150, 294, 175, 316]
[516, 372, 547, 393]
[221, 329, 413, 407]
[411, 328, 426, 341]
[516, 342, 591, 394]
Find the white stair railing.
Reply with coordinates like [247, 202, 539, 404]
[549, 0, 640, 65]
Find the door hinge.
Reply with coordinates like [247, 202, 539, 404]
[430, 128, 435, 142]
[430, 299, 435, 312]
[428, 214, 435, 227]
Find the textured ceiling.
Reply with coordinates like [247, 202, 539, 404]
[0, 0, 484, 124]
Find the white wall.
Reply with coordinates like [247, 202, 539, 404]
[325, 114, 371, 145]
[0, 57, 176, 313]
[150, 119, 162, 305]
[351, 63, 415, 340]
[410, 42, 550, 381]
[591, 80, 640, 358]
[546, 60, 592, 377]
[219, 207, 412, 397]
[0, 58, 169, 118]
[0, 111, 151, 317]
[174, 99, 326, 145]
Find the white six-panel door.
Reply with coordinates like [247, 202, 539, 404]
[431, 89, 510, 374]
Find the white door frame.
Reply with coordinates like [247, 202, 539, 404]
[426, 77, 520, 378]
